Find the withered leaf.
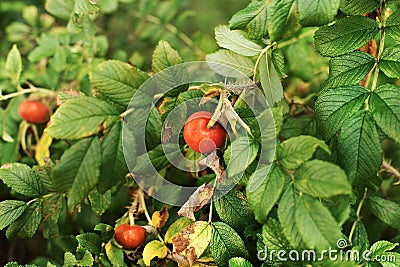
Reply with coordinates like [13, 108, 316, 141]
[178, 183, 215, 221]
[198, 151, 225, 183]
[171, 221, 212, 266]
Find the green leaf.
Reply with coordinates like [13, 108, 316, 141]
[229, 0, 265, 29]
[76, 232, 102, 255]
[45, 0, 73, 20]
[210, 222, 249, 267]
[133, 143, 181, 173]
[351, 220, 369, 248]
[74, 0, 99, 15]
[315, 85, 369, 139]
[98, 0, 119, 13]
[379, 45, 400, 78]
[42, 194, 65, 239]
[90, 60, 149, 108]
[286, 42, 314, 81]
[53, 137, 101, 211]
[294, 160, 351, 198]
[28, 34, 59, 62]
[267, 0, 301, 41]
[0, 200, 27, 230]
[6, 44, 22, 84]
[152, 40, 183, 72]
[98, 121, 128, 193]
[50, 47, 67, 73]
[278, 186, 304, 249]
[337, 111, 382, 192]
[150, 41, 188, 97]
[324, 51, 376, 89]
[225, 136, 259, 177]
[143, 240, 169, 266]
[295, 194, 343, 250]
[64, 250, 94, 267]
[229, 0, 268, 40]
[6, 200, 43, 239]
[258, 53, 285, 106]
[298, 0, 340, 27]
[89, 189, 111, 216]
[165, 217, 193, 243]
[215, 188, 256, 231]
[94, 223, 114, 242]
[370, 84, 400, 143]
[366, 196, 400, 230]
[0, 163, 44, 197]
[314, 16, 380, 57]
[105, 241, 126, 267]
[323, 195, 354, 226]
[229, 257, 254, 267]
[370, 240, 399, 256]
[386, 11, 400, 42]
[46, 96, 119, 140]
[258, 217, 290, 251]
[145, 107, 162, 150]
[247, 163, 285, 223]
[215, 25, 262, 56]
[279, 135, 331, 170]
[339, 0, 381, 15]
[206, 50, 254, 77]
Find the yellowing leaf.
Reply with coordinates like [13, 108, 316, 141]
[151, 206, 169, 229]
[35, 132, 53, 166]
[143, 240, 169, 266]
[165, 217, 193, 244]
[171, 221, 212, 266]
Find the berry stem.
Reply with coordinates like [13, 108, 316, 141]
[348, 188, 368, 245]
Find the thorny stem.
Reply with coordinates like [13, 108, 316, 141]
[370, 1, 386, 92]
[348, 188, 368, 245]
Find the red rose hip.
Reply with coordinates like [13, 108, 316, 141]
[183, 111, 226, 154]
[114, 224, 146, 249]
[18, 99, 50, 124]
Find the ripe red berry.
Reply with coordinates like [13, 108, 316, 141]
[114, 224, 146, 249]
[183, 111, 226, 154]
[18, 99, 50, 124]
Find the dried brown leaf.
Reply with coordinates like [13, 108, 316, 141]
[178, 183, 215, 221]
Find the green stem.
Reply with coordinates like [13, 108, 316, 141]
[207, 92, 224, 129]
[129, 212, 135, 226]
[370, 1, 386, 92]
[132, 11, 204, 57]
[253, 45, 270, 83]
[208, 200, 213, 223]
[276, 28, 317, 49]
[0, 88, 54, 101]
[348, 188, 368, 245]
